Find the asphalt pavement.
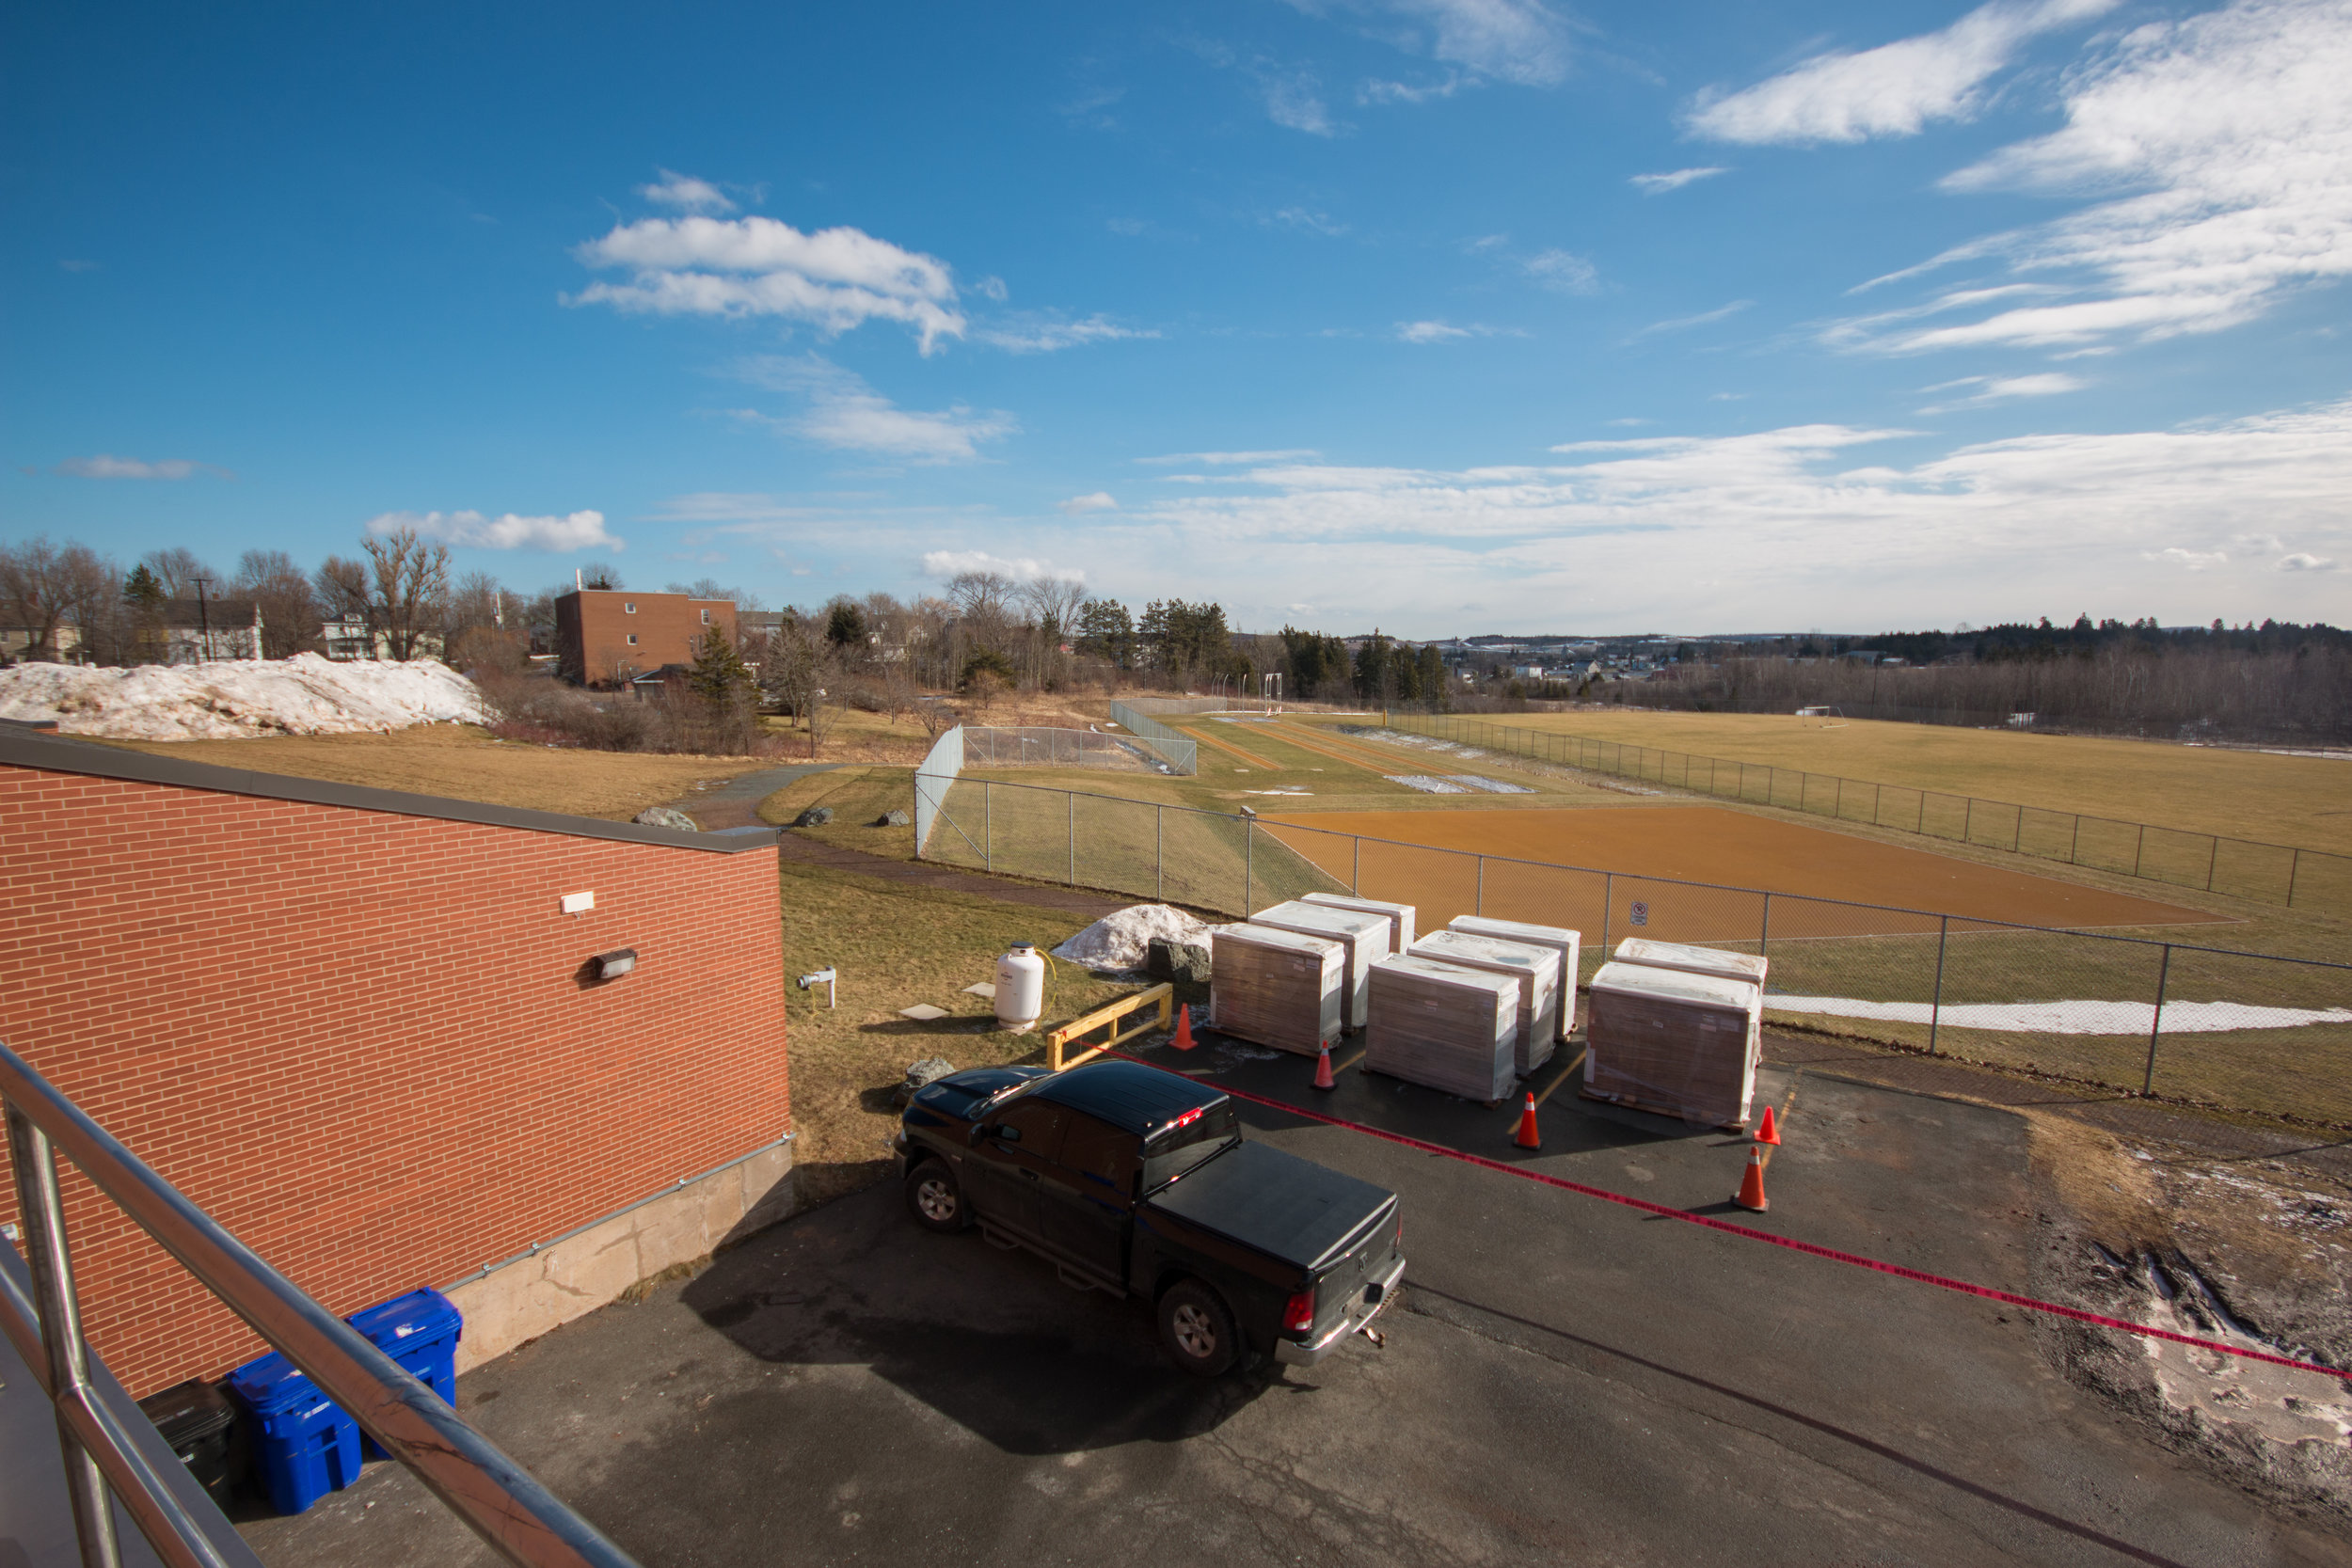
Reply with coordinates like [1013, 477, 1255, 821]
[240, 1041, 2352, 1567]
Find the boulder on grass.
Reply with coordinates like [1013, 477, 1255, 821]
[1146, 938, 1213, 985]
[895, 1054, 957, 1106]
[791, 806, 834, 828]
[633, 806, 699, 832]
[875, 809, 913, 828]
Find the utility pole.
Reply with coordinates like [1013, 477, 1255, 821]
[192, 578, 213, 664]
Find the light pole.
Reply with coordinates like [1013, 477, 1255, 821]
[192, 578, 213, 663]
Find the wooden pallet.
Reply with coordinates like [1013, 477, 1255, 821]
[1577, 1084, 1749, 1132]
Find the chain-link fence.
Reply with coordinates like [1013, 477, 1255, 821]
[1104, 701, 1201, 774]
[911, 771, 2352, 1127]
[961, 726, 1154, 769]
[1383, 711, 2352, 916]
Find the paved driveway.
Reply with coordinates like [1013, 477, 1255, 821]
[244, 1056, 2352, 1567]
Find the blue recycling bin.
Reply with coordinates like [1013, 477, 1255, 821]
[346, 1287, 462, 1459]
[225, 1352, 359, 1514]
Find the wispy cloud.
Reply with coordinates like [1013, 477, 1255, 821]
[367, 509, 619, 551]
[1631, 299, 1753, 338]
[1313, 0, 1571, 87]
[57, 259, 99, 273]
[921, 549, 1084, 584]
[1915, 372, 2085, 412]
[975, 313, 1158, 353]
[638, 169, 737, 214]
[1270, 206, 1351, 236]
[1136, 449, 1322, 466]
[734, 356, 1015, 463]
[1263, 71, 1338, 135]
[2149, 546, 2228, 571]
[2280, 552, 2340, 571]
[1058, 492, 1120, 515]
[1523, 248, 1599, 294]
[1630, 166, 1729, 195]
[1686, 0, 2119, 145]
[567, 214, 965, 353]
[56, 455, 230, 480]
[1827, 0, 2352, 354]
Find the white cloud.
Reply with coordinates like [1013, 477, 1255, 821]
[1342, 0, 1571, 87]
[1833, 0, 2352, 354]
[1272, 206, 1351, 236]
[920, 550, 1084, 584]
[1058, 492, 1120, 515]
[976, 314, 1157, 353]
[1361, 74, 1466, 104]
[2279, 552, 2340, 571]
[734, 356, 1014, 463]
[1399, 320, 1472, 342]
[568, 214, 965, 353]
[1264, 72, 1337, 135]
[1687, 0, 2119, 145]
[368, 509, 620, 551]
[638, 169, 736, 214]
[1523, 248, 1599, 293]
[1915, 371, 2086, 411]
[1631, 299, 1753, 337]
[55, 455, 228, 480]
[1630, 167, 1729, 195]
[1136, 449, 1322, 466]
[1086, 398, 2352, 630]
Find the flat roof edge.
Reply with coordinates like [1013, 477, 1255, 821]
[0, 730, 781, 853]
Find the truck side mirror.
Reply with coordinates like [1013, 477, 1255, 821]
[967, 1123, 988, 1148]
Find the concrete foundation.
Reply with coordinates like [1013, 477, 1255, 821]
[446, 1140, 800, 1373]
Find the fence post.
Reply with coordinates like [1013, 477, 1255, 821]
[1476, 856, 1486, 916]
[2133, 823, 2146, 879]
[1245, 816, 1254, 913]
[2143, 943, 2172, 1097]
[1963, 797, 1973, 845]
[1601, 872, 1613, 958]
[1068, 791, 1075, 886]
[1835, 777, 1844, 819]
[1873, 782, 1883, 825]
[1929, 916, 1947, 1055]
[1352, 835, 1361, 895]
[1760, 893, 1771, 960]
[985, 783, 993, 874]
[2204, 837, 2218, 893]
[2069, 815, 2080, 864]
[1156, 805, 1164, 901]
[2287, 848, 2300, 908]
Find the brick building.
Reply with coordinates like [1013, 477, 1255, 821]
[555, 588, 738, 687]
[0, 728, 795, 1394]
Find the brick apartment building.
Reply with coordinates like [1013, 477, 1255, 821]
[555, 587, 738, 687]
[0, 727, 795, 1395]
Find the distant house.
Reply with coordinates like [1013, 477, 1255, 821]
[0, 625, 85, 662]
[555, 588, 738, 687]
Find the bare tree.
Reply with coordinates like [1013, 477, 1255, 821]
[664, 578, 766, 610]
[139, 547, 215, 601]
[233, 549, 323, 659]
[947, 570, 1017, 624]
[575, 561, 625, 591]
[361, 527, 452, 660]
[315, 556, 372, 626]
[0, 538, 116, 660]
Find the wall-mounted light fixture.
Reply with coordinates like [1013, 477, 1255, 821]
[591, 948, 638, 982]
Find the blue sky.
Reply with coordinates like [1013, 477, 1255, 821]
[7, 0, 2348, 635]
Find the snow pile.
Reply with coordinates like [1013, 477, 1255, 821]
[1052, 904, 1216, 972]
[0, 654, 492, 740]
[1762, 995, 2352, 1036]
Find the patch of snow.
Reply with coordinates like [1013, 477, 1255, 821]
[1448, 775, 1533, 794]
[1386, 775, 1470, 794]
[1761, 995, 2352, 1035]
[0, 655, 490, 741]
[1051, 903, 1216, 973]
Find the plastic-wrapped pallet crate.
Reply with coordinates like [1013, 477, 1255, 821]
[1363, 955, 1519, 1101]
[1407, 930, 1559, 1075]
[1300, 892, 1416, 953]
[1249, 900, 1391, 1031]
[1582, 960, 1759, 1130]
[1448, 915, 1581, 1040]
[1611, 937, 1765, 1060]
[1211, 923, 1344, 1054]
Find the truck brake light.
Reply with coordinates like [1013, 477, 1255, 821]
[1284, 1291, 1315, 1333]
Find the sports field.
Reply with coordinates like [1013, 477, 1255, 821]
[1395, 708, 2352, 854]
[1263, 805, 2220, 941]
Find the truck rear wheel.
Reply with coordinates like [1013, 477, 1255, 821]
[904, 1160, 970, 1233]
[1158, 1279, 1240, 1378]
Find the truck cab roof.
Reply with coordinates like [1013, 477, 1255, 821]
[1029, 1058, 1229, 1140]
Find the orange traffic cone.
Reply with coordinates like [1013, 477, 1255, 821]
[1312, 1045, 1336, 1091]
[1754, 1104, 1781, 1146]
[1171, 1005, 1197, 1052]
[1733, 1145, 1770, 1212]
[1513, 1092, 1542, 1150]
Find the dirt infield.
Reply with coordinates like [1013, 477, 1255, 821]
[1263, 805, 2224, 942]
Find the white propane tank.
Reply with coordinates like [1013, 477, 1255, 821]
[994, 943, 1047, 1033]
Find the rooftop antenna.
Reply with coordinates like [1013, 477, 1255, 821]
[575, 567, 583, 592]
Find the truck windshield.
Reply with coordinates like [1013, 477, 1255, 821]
[1140, 1102, 1239, 1192]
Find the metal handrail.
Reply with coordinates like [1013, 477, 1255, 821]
[1, 1039, 640, 1568]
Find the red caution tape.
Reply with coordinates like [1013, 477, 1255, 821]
[1123, 1053, 2349, 1382]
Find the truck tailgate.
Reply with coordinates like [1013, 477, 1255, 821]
[1143, 1140, 1397, 1271]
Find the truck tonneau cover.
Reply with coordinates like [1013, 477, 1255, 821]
[1145, 1140, 1396, 1271]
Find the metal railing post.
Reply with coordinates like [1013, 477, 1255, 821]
[1963, 797, 1974, 845]
[2069, 815, 2080, 864]
[1476, 855, 1486, 916]
[1760, 893, 1771, 960]
[1155, 805, 1164, 900]
[1351, 834, 1361, 895]
[1068, 791, 1075, 886]
[7, 1102, 122, 1568]
[2143, 944, 2171, 1097]
[2204, 837, 2218, 893]
[1601, 872, 1613, 958]
[985, 783, 993, 873]
[1245, 817, 1254, 913]
[2133, 823, 2146, 878]
[2287, 847, 2300, 908]
[1929, 916, 1947, 1056]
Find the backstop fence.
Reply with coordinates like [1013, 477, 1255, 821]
[911, 771, 2352, 1129]
[1384, 712, 2352, 917]
[1104, 701, 1201, 775]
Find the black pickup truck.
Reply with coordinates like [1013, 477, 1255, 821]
[893, 1058, 1406, 1376]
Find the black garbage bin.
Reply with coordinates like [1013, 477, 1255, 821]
[138, 1377, 243, 1506]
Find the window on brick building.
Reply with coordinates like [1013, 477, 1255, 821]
[700, 609, 711, 625]
[627, 634, 638, 645]
[624, 602, 636, 613]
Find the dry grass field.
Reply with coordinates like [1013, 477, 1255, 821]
[1420, 708, 2352, 854]
[91, 724, 778, 820]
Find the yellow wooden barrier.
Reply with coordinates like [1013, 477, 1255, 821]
[1047, 983, 1175, 1070]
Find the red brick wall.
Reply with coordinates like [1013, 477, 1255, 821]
[557, 590, 739, 686]
[0, 764, 789, 1396]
